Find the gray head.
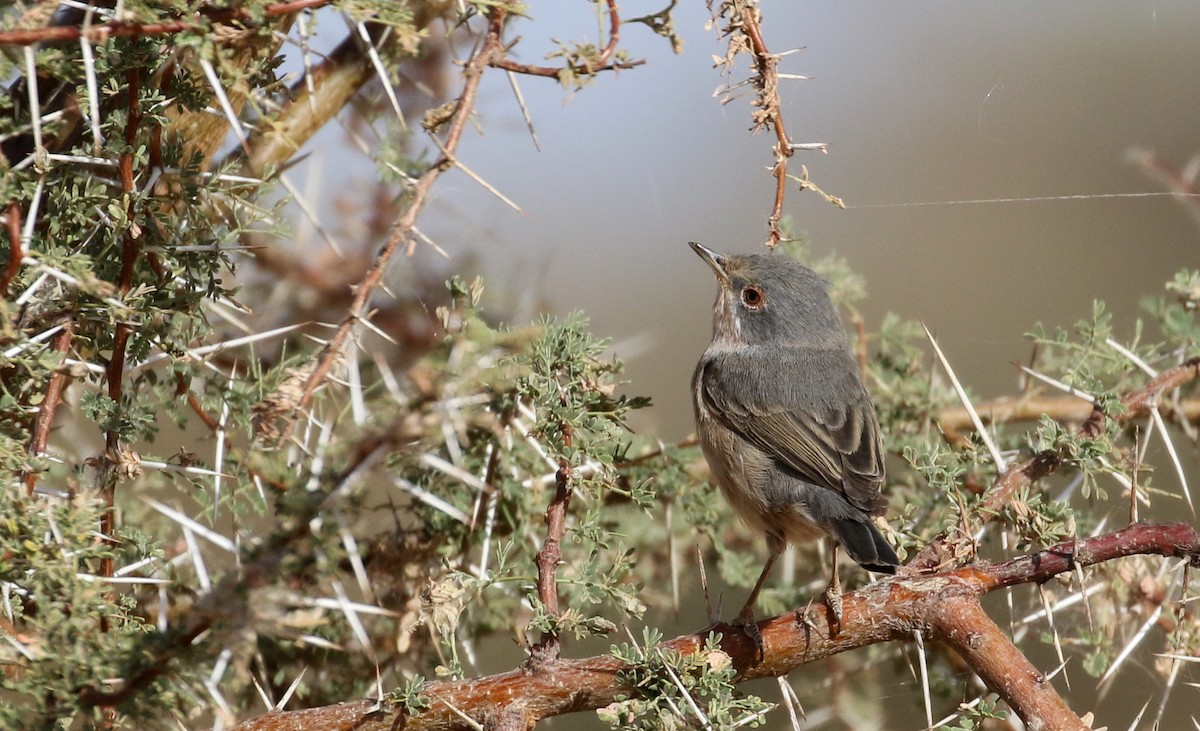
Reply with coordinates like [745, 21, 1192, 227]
[690, 242, 848, 350]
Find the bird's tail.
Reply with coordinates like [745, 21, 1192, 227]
[827, 517, 899, 574]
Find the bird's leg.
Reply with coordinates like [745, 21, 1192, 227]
[734, 542, 781, 659]
[823, 541, 844, 632]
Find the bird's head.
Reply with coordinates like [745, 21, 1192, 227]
[689, 242, 848, 350]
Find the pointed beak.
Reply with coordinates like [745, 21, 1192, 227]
[689, 241, 728, 284]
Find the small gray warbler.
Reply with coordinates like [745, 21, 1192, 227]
[690, 242, 899, 634]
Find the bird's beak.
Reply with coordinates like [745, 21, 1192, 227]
[689, 242, 729, 284]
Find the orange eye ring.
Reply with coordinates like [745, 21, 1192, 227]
[741, 285, 765, 308]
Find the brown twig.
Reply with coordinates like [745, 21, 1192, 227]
[273, 10, 508, 445]
[489, 0, 644, 78]
[0, 0, 333, 45]
[2, 201, 22, 294]
[21, 321, 75, 495]
[232, 521, 1199, 731]
[1111, 356, 1200, 428]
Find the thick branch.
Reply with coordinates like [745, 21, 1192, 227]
[232, 522, 1199, 731]
[932, 598, 1088, 731]
[234, 0, 452, 177]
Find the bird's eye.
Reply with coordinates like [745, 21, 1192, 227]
[741, 285, 766, 308]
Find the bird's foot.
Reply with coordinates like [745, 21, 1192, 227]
[823, 583, 844, 634]
[733, 610, 765, 661]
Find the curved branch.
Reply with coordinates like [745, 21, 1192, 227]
[932, 598, 1089, 731]
[488, 0, 645, 78]
[232, 522, 1199, 731]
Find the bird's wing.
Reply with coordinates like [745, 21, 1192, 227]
[699, 347, 886, 514]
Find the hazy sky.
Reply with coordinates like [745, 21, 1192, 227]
[296, 1, 1200, 437]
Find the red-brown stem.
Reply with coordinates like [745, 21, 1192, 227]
[529, 421, 574, 667]
[490, 0, 644, 78]
[22, 322, 75, 495]
[740, 6, 792, 248]
[2, 202, 21, 293]
[279, 9, 507, 444]
[98, 68, 143, 628]
[175, 372, 220, 432]
[233, 522, 1199, 731]
[0, 0, 332, 45]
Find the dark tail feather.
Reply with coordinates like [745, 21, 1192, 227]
[828, 517, 899, 574]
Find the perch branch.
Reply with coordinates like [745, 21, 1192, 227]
[232, 522, 1199, 731]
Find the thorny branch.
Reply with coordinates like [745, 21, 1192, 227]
[0, 0, 333, 45]
[272, 10, 509, 445]
[936, 394, 1200, 438]
[711, 1, 840, 248]
[738, 4, 792, 248]
[271, 5, 635, 445]
[74, 410, 430, 710]
[232, 522, 1200, 731]
[914, 357, 1200, 571]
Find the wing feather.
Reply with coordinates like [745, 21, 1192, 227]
[700, 347, 886, 514]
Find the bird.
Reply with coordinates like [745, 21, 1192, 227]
[689, 241, 899, 634]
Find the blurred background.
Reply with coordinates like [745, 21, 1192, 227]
[295, 0, 1200, 440]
